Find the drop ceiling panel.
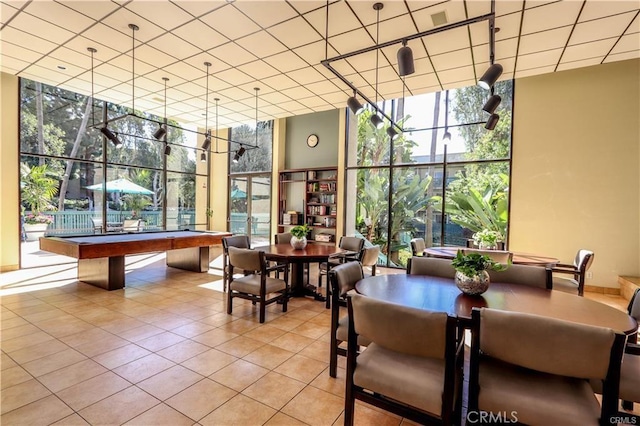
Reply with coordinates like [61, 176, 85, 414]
[214, 68, 254, 86]
[570, 12, 639, 44]
[292, 40, 337, 64]
[305, 1, 360, 37]
[260, 74, 299, 91]
[288, 1, 328, 15]
[610, 33, 640, 54]
[1, 2, 19, 25]
[322, 90, 351, 104]
[280, 86, 315, 100]
[8, 12, 75, 45]
[161, 62, 204, 84]
[604, 50, 640, 62]
[199, 5, 261, 41]
[279, 100, 306, 112]
[305, 79, 343, 95]
[518, 27, 572, 55]
[431, 48, 473, 71]
[269, 17, 323, 49]
[64, 36, 122, 63]
[298, 95, 331, 108]
[209, 42, 257, 67]
[124, 1, 194, 31]
[1, 40, 43, 64]
[516, 49, 563, 71]
[83, 23, 134, 53]
[263, 51, 309, 73]
[59, 1, 121, 21]
[562, 38, 617, 63]
[236, 60, 280, 80]
[330, 28, 374, 55]
[345, 51, 378, 74]
[260, 91, 293, 105]
[347, 1, 409, 26]
[438, 66, 475, 85]
[556, 57, 602, 71]
[108, 54, 156, 76]
[172, 20, 229, 51]
[171, 1, 227, 19]
[404, 72, 440, 91]
[359, 65, 399, 85]
[0, 55, 30, 73]
[423, 27, 472, 56]
[580, 1, 640, 21]
[411, 3, 464, 32]
[182, 51, 229, 75]
[521, 1, 582, 34]
[33, 56, 85, 78]
[627, 13, 640, 33]
[233, 1, 298, 28]
[286, 67, 326, 85]
[147, 33, 201, 60]
[236, 31, 288, 58]
[23, 1, 95, 34]
[365, 14, 417, 45]
[100, 9, 166, 43]
[133, 44, 179, 69]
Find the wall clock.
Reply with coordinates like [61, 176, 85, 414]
[307, 134, 319, 148]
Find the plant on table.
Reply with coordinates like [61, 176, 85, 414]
[451, 250, 508, 296]
[472, 229, 504, 249]
[290, 224, 310, 250]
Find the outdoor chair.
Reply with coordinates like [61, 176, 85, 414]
[410, 237, 426, 256]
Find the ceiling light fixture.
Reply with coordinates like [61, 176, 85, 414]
[386, 126, 398, 140]
[482, 93, 501, 114]
[443, 89, 451, 141]
[155, 77, 169, 143]
[200, 152, 207, 162]
[233, 146, 246, 164]
[101, 127, 122, 148]
[485, 113, 499, 130]
[397, 39, 415, 77]
[478, 63, 503, 90]
[478, 2, 502, 91]
[347, 89, 364, 115]
[370, 2, 384, 129]
[202, 62, 212, 152]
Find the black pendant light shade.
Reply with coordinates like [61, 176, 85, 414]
[443, 129, 451, 141]
[482, 94, 502, 114]
[153, 125, 167, 140]
[101, 127, 122, 147]
[164, 144, 171, 155]
[347, 95, 364, 115]
[485, 113, 499, 130]
[202, 134, 211, 151]
[386, 126, 399, 140]
[370, 114, 384, 129]
[397, 40, 415, 77]
[200, 152, 207, 162]
[478, 63, 503, 90]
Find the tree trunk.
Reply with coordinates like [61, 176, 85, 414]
[35, 82, 45, 165]
[58, 98, 92, 211]
[425, 91, 441, 247]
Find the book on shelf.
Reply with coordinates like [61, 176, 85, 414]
[308, 171, 316, 180]
[315, 233, 334, 242]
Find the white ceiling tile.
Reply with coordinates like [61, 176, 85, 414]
[260, 105, 287, 116]
[330, 28, 374, 55]
[518, 27, 572, 55]
[25, 64, 73, 84]
[603, 49, 640, 62]
[571, 12, 639, 44]
[172, 20, 229, 51]
[413, 55, 436, 75]
[237, 60, 280, 80]
[376, 79, 406, 99]
[292, 40, 338, 64]
[411, 2, 468, 32]
[423, 27, 471, 56]
[100, 8, 166, 43]
[260, 73, 299, 91]
[83, 23, 133, 53]
[321, 90, 350, 104]
[304, 79, 343, 95]
[233, 1, 298, 28]
[0, 55, 30, 73]
[610, 33, 640, 55]
[58, 1, 121, 21]
[209, 42, 257, 67]
[1, 27, 56, 54]
[269, 17, 323, 49]
[24, 1, 95, 33]
[521, 1, 582, 35]
[218, 86, 254, 101]
[1, 2, 19, 25]
[286, 67, 326, 85]
[260, 91, 293, 104]
[516, 48, 563, 71]
[161, 61, 204, 83]
[172, 81, 207, 97]
[34, 55, 86, 78]
[1, 40, 43, 64]
[345, 51, 378, 73]
[557, 57, 603, 72]
[580, 1, 640, 22]
[199, 5, 261, 41]
[280, 86, 315, 100]
[288, 1, 327, 15]
[108, 53, 156, 76]
[147, 33, 202, 60]
[494, 38, 519, 62]
[236, 31, 287, 57]
[346, 1, 409, 27]
[562, 38, 617, 63]
[214, 67, 254, 86]
[63, 36, 122, 63]
[431, 48, 473, 71]
[278, 100, 307, 111]
[263, 51, 308, 73]
[305, 1, 360, 37]
[94, 62, 131, 82]
[170, 1, 227, 18]
[182, 51, 228, 75]
[365, 14, 419, 45]
[8, 11, 75, 45]
[359, 65, 399, 85]
[125, 1, 195, 31]
[627, 13, 640, 34]
[298, 95, 330, 108]
[133, 44, 178, 68]
[404, 72, 439, 91]
[515, 64, 555, 79]
[437, 66, 475, 85]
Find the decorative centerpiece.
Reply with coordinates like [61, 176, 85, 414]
[472, 229, 504, 250]
[290, 224, 310, 250]
[451, 250, 507, 296]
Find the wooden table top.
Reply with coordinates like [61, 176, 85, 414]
[261, 243, 346, 262]
[424, 246, 559, 266]
[356, 274, 638, 335]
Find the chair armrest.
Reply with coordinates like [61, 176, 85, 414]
[551, 266, 578, 275]
[553, 263, 575, 269]
[626, 342, 640, 356]
[265, 263, 288, 274]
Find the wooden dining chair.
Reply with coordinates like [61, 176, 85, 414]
[488, 263, 552, 289]
[360, 245, 380, 277]
[328, 261, 366, 378]
[222, 235, 251, 292]
[462, 248, 512, 265]
[410, 237, 426, 256]
[226, 247, 288, 323]
[552, 249, 594, 296]
[469, 307, 626, 426]
[319, 236, 364, 308]
[345, 293, 463, 425]
[406, 256, 456, 278]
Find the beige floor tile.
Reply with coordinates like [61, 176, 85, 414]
[267, 316, 305, 331]
[281, 386, 344, 426]
[242, 343, 296, 370]
[0, 378, 52, 414]
[118, 323, 166, 342]
[200, 394, 277, 426]
[219, 318, 262, 334]
[170, 321, 216, 338]
[191, 328, 239, 347]
[210, 359, 269, 392]
[215, 335, 266, 357]
[1, 352, 18, 370]
[1, 366, 33, 389]
[135, 330, 186, 352]
[56, 371, 131, 411]
[124, 402, 195, 425]
[50, 413, 91, 425]
[37, 316, 96, 338]
[310, 367, 346, 397]
[137, 365, 204, 400]
[6, 338, 70, 364]
[264, 412, 309, 425]
[0, 323, 41, 341]
[166, 378, 237, 421]
[286, 309, 322, 322]
[112, 353, 176, 384]
[78, 386, 160, 425]
[242, 371, 307, 410]
[99, 316, 148, 334]
[1, 316, 30, 330]
[1, 330, 55, 353]
[38, 358, 108, 393]
[299, 339, 331, 363]
[333, 402, 402, 426]
[92, 343, 153, 370]
[200, 312, 235, 327]
[73, 333, 131, 358]
[22, 347, 88, 377]
[274, 353, 328, 384]
[156, 339, 210, 363]
[181, 348, 237, 376]
[0, 394, 73, 425]
[291, 322, 330, 340]
[243, 324, 288, 344]
[271, 332, 315, 353]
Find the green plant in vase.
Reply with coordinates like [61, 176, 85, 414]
[451, 250, 508, 296]
[472, 229, 504, 250]
[290, 224, 310, 249]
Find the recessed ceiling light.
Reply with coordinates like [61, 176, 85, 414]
[57, 65, 66, 70]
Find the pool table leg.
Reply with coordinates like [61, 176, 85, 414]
[78, 256, 125, 290]
[166, 246, 210, 273]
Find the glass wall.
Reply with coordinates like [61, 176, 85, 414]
[19, 78, 203, 267]
[346, 81, 513, 268]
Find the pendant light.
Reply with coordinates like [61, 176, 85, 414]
[482, 92, 502, 114]
[478, 63, 503, 90]
[397, 39, 415, 77]
[89, 47, 122, 148]
[369, 2, 384, 129]
[347, 89, 364, 115]
[443, 90, 451, 142]
[159, 77, 170, 156]
[485, 113, 499, 130]
[201, 62, 212, 153]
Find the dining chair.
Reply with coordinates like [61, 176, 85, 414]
[406, 256, 456, 278]
[462, 248, 512, 265]
[222, 235, 251, 292]
[345, 293, 463, 425]
[328, 261, 366, 378]
[91, 217, 103, 234]
[226, 247, 288, 323]
[552, 249, 594, 296]
[360, 245, 380, 277]
[319, 236, 364, 308]
[469, 307, 626, 426]
[410, 237, 426, 256]
[488, 263, 552, 289]
[274, 232, 309, 283]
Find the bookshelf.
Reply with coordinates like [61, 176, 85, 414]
[278, 167, 338, 243]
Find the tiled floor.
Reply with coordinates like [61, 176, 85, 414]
[1, 253, 637, 425]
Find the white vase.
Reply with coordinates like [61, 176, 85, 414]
[24, 223, 49, 241]
[455, 270, 490, 296]
[290, 236, 307, 250]
[478, 242, 497, 250]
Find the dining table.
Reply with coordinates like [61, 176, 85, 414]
[261, 243, 347, 300]
[423, 246, 559, 266]
[355, 274, 638, 335]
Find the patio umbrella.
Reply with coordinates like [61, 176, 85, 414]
[85, 178, 153, 195]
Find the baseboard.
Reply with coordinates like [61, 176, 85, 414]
[0, 264, 19, 272]
[618, 276, 640, 301]
[584, 285, 620, 295]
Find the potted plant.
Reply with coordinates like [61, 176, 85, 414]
[472, 229, 504, 250]
[20, 163, 59, 241]
[290, 224, 311, 250]
[451, 250, 508, 296]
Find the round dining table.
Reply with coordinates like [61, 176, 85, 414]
[355, 274, 638, 335]
[423, 246, 559, 266]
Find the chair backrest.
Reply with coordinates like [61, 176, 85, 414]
[462, 248, 512, 265]
[360, 245, 380, 267]
[488, 264, 552, 289]
[227, 247, 263, 273]
[222, 235, 251, 253]
[628, 288, 640, 322]
[574, 249, 595, 273]
[410, 238, 426, 256]
[350, 293, 450, 359]
[275, 232, 292, 244]
[330, 261, 364, 298]
[406, 256, 456, 278]
[339, 236, 365, 253]
[122, 219, 140, 231]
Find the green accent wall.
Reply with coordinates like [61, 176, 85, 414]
[285, 109, 340, 169]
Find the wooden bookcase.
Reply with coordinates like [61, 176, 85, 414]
[278, 167, 338, 243]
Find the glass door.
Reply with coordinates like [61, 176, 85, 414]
[228, 174, 271, 247]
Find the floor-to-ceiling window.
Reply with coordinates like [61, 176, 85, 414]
[228, 121, 273, 247]
[346, 81, 513, 268]
[19, 78, 203, 267]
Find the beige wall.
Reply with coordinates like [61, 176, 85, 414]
[510, 59, 640, 288]
[1, 73, 20, 271]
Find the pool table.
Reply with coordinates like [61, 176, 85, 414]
[40, 230, 231, 290]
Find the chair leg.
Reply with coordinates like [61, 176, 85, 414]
[226, 290, 233, 315]
[259, 301, 266, 324]
[344, 385, 355, 426]
[325, 283, 331, 309]
[282, 292, 288, 313]
[329, 337, 338, 378]
[622, 400, 634, 411]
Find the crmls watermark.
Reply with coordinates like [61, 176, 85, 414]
[609, 414, 639, 425]
[467, 411, 518, 424]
